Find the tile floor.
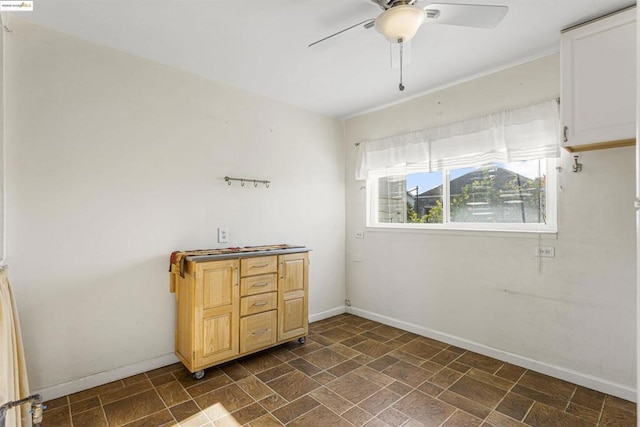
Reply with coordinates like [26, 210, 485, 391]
[41, 314, 636, 426]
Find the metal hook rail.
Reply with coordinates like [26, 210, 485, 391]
[224, 176, 271, 188]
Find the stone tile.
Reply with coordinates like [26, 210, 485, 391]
[149, 373, 175, 387]
[354, 366, 395, 387]
[193, 384, 254, 421]
[395, 332, 420, 344]
[302, 347, 347, 370]
[155, 379, 190, 407]
[258, 393, 288, 412]
[448, 361, 471, 374]
[495, 392, 534, 421]
[368, 355, 399, 372]
[328, 359, 362, 377]
[353, 340, 394, 358]
[417, 381, 445, 398]
[343, 406, 374, 426]
[68, 380, 124, 403]
[312, 371, 338, 385]
[420, 360, 443, 374]
[387, 381, 414, 396]
[449, 376, 507, 409]
[438, 390, 492, 420]
[266, 370, 320, 401]
[362, 331, 390, 343]
[414, 336, 448, 349]
[571, 386, 605, 412]
[485, 411, 528, 427]
[288, 357, 323, 376]
[388, 349, 425, 367]
[220, 362, 252, 381]
[523, 402, 593, 427]
[442, 410, 483, 427]
[103, 389, 165, 427]
[227, 403, 267, 425]
[255, 362, 295, 383]
[430, 350, 461, 367]
[309, 386, 353, 415]
[122, 410, 174, 427]
[382, 360, 433, 387]
[186, 373, 234, 397]
[566, 402, 601, 424]
[271, 395, 320, 424]
[145, 363, 183, 379]
[101, 379, 154, 405]
[429, 368, 463, 389]
[289, 404, 353, 427]
[122, 374, 148, 387]
[494, 364, 526, 382]
[239, 352, 284, 374]
[517, 371, 575, 399]
[600, 403, 637, 426]
[510, 384, 568, 411]
[289, 341, 324, 356]
[249, 414, 284, 427]
[377, 407, 409, 427]
[44, 396, 69, 411]
[455, 353, 503, 375]
[309, 333, 336, 346]
[359, 388, 401, 415]
[400, 340, 442, 360]
[352, 354, 377, 365]
[393, 390, 456, 426]
[370, 325, 406, 340]
[604, 395, 637, 413]
[72, 406, 108, 427]
[320, 327, 356, 342]
[328, 372, 381, 404]
[467, 368, 514, 390]
[365, 418, 394, 427]
[268, 346, 298, 362]
[70, 396, 101, 415]
[236, 375, 274, 400]
[341, 334, 369, 347]
[174, 367, 222, 389]
[169, 400, 210, 427]
[328, 343, 362, 358]
[42, 408, 72, 427]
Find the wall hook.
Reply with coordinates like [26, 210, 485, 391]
[572, 155, 583, 173]
[265, 182, 270, 188]
[241, 179, 245, 186]
[254, 180, 258, 187]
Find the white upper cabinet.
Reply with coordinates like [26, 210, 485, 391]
[561, 7, 636, 152]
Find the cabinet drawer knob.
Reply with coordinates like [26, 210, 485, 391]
[251, 263, 269, 269]
[252, 301, 268, 307]
[252, 282, 269, 288]
[252, 328, 269, 335]
[563, 126, 568, 143]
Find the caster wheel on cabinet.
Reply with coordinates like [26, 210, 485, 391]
[193, 370, 205, 380]
[298, 336, 306, 344]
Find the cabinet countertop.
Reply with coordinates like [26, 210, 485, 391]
[184, 246, 310, 262]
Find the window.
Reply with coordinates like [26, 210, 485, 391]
[369, 159, 556, 232]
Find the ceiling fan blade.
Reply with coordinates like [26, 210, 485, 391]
[308, 19, 375, 48]
[423, 3, 508, 28]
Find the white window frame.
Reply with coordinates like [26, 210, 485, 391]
[366, 159, 558, 234]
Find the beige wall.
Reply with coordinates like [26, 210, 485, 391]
[345, 54, 637, 400]
[4, 18, 346, 398]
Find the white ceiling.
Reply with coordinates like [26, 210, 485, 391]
[13, 0, 636, 118]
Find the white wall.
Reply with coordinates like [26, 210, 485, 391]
[4, 18, 345, 398]
[345, 54, 637, 400]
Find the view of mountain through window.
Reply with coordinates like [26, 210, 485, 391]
[376, 160, 548, 227]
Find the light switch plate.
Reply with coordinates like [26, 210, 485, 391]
[218, 227, 229, 243]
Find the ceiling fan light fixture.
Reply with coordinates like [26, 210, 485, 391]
[375, 4, 425, 43]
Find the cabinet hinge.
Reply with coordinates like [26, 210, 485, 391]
[192, 351, 195, 360]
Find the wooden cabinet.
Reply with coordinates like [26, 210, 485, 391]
[171, 250, 308, 376]
[560, 7, 636, 152]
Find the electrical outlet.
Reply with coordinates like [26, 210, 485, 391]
[534, 246, 555, 258]
[355, 231, 364, 239]
[218, 227, 229, 243]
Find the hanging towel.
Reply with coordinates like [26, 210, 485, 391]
[0, 267, 31, 426]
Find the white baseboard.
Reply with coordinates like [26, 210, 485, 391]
[34, 308, 347, 401]
[309, 305, 346, 323]
[350, 307, 636, 402]
[33, 353, 180, 401]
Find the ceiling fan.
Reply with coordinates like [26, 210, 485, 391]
[309, 0, 508, 91]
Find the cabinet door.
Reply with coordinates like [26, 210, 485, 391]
[194, 260, 239, 368]
[561, 8, 636, 151]
[278, 253, 308, 341]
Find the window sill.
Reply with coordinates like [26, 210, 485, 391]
[365, 224, 558, 240]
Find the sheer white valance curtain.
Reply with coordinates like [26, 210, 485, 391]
[355, 98, 561, 180]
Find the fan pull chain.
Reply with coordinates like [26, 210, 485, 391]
[398, 38, 405, 91]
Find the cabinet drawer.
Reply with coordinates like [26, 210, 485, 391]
[241, 292, 277, 316]
[240, 274, 277, 296]
[241, 256, 277, 276]
[240, 310, 277, 353]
